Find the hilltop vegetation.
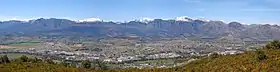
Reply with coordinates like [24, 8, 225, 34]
[0, 55, 83, 72]
[182, 40, 280, 72]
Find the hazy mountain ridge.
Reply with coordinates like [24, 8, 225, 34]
[0, 17, 279, 41]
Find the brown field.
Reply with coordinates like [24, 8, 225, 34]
[0, 45, 36, 48]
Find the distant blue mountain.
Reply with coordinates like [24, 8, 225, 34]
[0, 17, 279, 40]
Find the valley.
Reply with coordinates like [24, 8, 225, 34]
[0, 17, 277, 70]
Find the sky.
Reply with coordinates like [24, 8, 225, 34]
[0, 0, 279, 24]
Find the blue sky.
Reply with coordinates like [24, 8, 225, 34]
[0, 0, 279, 24]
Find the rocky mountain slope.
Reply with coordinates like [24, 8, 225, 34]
[0, 17, 279, 41]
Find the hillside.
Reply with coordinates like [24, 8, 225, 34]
[0, 41, 280, 72]
[0, 62, 81, 72]
[102, 40, 280, 72]
[183, 49, 280, 72]
[181, 40, 280, 72]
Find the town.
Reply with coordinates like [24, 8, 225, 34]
[0, 35, 267, 68]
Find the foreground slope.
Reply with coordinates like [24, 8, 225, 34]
[184, 49, 280, 72]
[0, 62, 82, 72]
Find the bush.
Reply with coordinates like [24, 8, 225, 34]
[209, 53, 219, 59]
[46, 59, 55, 64]
[0, 55, 10, 63]
[265, 40, 280, 49]
[30, 57, 42, 63]
[60, 61, 70, 67]
[255, 49, 266, 61]
[82, 60, 91, 69]
[94, 59, 108, 70]
[19, 55, 29, 62]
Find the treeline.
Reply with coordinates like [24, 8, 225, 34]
[0, 55, 109, 72]
[0, 55, 42, 64]
[0, 55, 79, 72]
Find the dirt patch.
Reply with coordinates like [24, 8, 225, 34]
[0, 45, 34, 48]
[0, 45, 15, 48]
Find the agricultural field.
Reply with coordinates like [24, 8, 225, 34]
[0, 53, 38, 59]
[5, 40, 41, 48]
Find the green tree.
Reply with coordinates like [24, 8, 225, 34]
[46, 59, 55, 64]
[82, 60, 91, 69]
[255, 49, 266, 61]
[265, 40, 280, 49]
[60, 61, 70, 67]
[209, 52, 219, 59]
[95, 59, 108, 70]
[31, 57, 42, 63]
[0, 55, 10, 63]
[19, 55, 29, 62]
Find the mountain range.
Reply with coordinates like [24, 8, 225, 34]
[0, 17, 279, 41]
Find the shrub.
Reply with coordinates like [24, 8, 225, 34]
[209, 52, 219, 59]
[0, 55, 10, 63]
[82, 60, 91, 69]
[20, 55, 29, 62]
[60, 61, 70, 67]
[255, 49, 266, 61]
[265, 40, 280, 49]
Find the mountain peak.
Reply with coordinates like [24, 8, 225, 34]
[77, 18, 102, 22]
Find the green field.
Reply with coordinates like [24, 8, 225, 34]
[6, 40, 41, 47]
[8, 43, 39, 46]
[0, 53, 38, 59]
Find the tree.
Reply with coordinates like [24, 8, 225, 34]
[46, 59, 55, 64]
[95, 59, 108, 70]
[91, 48, 102, 52]
[209, 52, 219, 59]
[60, 61, 70, 67]
[255, 49, 266, 61]
[82, 60, 91, 69]
[19, 55, 29, 62]
[265, 40, 280, 49]
[31, 57, 42, 63]
[0, 55, 10, 63]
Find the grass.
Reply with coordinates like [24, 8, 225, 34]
[133, 59, 175, 66]
[182, 49, 280, 72]
[0, 62, 82, 72]
[6, 40, 41, 47]
[8, 43, 39, 46]
[0, 53, 38, 59]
